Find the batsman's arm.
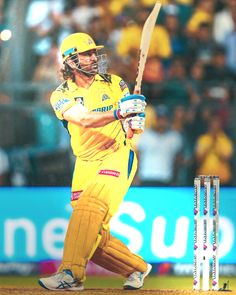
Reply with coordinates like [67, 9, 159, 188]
[63, 104, 117, 128]
[62, 95, 145, 128]
[50, 91, 116, 127]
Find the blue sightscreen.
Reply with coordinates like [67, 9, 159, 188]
[0, 187, 235, 263]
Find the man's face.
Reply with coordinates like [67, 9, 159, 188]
[78, 49, 98, 75]
[156, 116, 169, 133]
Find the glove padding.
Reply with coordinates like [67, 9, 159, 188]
[123, 113, 145, 135]
[114, 94, 146, 120]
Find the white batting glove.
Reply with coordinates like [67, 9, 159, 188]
[122, 113, 146, 134]
[114, 94, 146, 120]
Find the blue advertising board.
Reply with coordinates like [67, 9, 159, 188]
[0, 187, 235, 264]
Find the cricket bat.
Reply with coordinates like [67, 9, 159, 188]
[127, 1, 162, 139]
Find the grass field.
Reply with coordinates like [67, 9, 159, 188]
[0, 276, 235, 295]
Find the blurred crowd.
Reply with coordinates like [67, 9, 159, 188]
[0, 0, 236, 186]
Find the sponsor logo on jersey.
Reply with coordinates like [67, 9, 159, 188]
[119, 80, 127, 91]
[74, 96, 84, 105]
[92, 105, 113, 112]
[102, 94, 110, 101]
[71, 190, 83, 201]
[98, 169, 120, 177]
[53, 98, 70, 111]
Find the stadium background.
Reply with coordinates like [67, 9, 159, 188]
[0, 0, 236, 290]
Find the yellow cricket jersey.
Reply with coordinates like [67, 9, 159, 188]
[196, 132, 233, 184]
[187, 10, 213, 34]
[117, 24, 172, 59]
[50, 74, 130, 161]
[109, 0, 130, 15]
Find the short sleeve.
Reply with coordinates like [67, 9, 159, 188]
[112, 74, 130, 96]
[50, 90, 76, 120]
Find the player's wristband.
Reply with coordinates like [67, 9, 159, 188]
[113, 109, 123, 120]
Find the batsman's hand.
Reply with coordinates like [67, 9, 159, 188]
[114, 94, 146, 120]
[123, 113, 146, 135]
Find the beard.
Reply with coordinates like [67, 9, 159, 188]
[79, 62, 98, 76]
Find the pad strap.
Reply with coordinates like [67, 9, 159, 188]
[91, 229, 147, 277]
[61, 183, 109, 281]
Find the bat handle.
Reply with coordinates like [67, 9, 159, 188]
[127, 122, 134, 139]
[133, 87, 141, 95]
[127, 87, 141, 139]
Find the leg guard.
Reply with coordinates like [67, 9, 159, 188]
[61, 183, 109, 281]
[91, 230, 147, 277]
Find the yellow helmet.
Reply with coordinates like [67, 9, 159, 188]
[60, 33, 104, 62]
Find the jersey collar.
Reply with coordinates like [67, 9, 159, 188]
[67, 79, 78, 91]
[67, 74, 106, 91]
[95, 74, 105, 81]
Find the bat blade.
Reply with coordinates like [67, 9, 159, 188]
[127, 1, 162, 139]
[134, 1, 162, 93]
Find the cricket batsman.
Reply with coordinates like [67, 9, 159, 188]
[38, 32, 151, 291]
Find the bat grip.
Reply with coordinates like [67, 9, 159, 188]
[133, 87, 141, 95]
[127, 87, 141, 139]
[127, 121, 134, 139]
